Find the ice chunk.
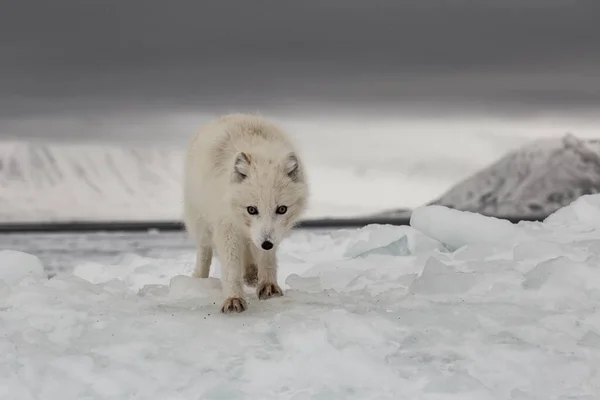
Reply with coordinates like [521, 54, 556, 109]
[298, 252, 421, 296]
[73, 253, 197, 292]
[167, 275, 222, 300]
[545, 193, 600, 227]
[513, 241, 571, 262]
[409, 257, 481, 295]
[0, 250, 45, 285]
[453, 243, 513, 261]
[410, 205, 531, 250]
[521, 257, 564, 290]
[521, 256, 600, 310]
[350, 235, 410, 258]
[342, 224, 446, 258]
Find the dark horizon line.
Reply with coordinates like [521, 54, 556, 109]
[0, 214, 549, 234]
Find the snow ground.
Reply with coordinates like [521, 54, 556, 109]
[3, 196, 600, 399]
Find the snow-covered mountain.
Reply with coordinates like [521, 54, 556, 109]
[0, 141, 406, 222]
[3, 133, 599, 222]
[0, 142, 185, 222]
[374, 133, 600, 218]
[428, 133, 600, 216]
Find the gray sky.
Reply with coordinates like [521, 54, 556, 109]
[1, 0, 600, 139]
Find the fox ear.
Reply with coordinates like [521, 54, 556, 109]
[283, 153, 300, 181]
[233, 152, 251, 182]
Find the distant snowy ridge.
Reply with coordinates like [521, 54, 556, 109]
[3, 133, 600, 222]
[0, 141, 394, 222]
[377, 133, 600, 218]
[430, 134, 600, 215]
[0, 141, 185, 222]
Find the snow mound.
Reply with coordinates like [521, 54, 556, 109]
[0, 250, 46, 285]
[410, 204, 533, 251]
[428, 133, 600, 216]
[3, 197, 600, 398]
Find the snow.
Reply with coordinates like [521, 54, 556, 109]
[2, 196, 600, 398]
[410, 205, 532, 250]
[545, 192, 600, 227]
[0, 250, 46, 285]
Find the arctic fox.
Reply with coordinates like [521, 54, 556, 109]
[183, 114, 309, 313]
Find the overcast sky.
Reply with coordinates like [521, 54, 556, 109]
[1, 0, 600, 140]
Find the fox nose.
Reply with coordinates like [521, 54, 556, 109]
[261, 240, 274, 250]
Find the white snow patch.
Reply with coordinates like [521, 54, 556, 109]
[0, 250, 46, 285]
[545, 193, 600, 227]
[3, 197, 600, 398]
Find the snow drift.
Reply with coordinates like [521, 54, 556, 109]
[2, 195, 600, 398]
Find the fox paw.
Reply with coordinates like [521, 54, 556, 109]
[221, 297, 247, 314]
[257, 282, 283, 300]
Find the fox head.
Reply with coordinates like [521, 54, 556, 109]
[229, 150, 309, 251]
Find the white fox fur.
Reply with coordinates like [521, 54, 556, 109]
[183, 114, 309, 313]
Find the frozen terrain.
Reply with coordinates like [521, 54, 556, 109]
[2, 195, 600, 398]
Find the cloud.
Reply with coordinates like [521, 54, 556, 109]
[0, 0, 599, 133]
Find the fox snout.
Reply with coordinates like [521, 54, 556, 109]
[258, 229, 275, 251]
[250, 217, 287, 251]
[252, 228, 277, 251]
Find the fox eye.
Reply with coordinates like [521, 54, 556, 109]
[247, 206, 259, 215]
[275, 205, 287, 215]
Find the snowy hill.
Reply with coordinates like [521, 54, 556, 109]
[3, 133, 600, 222]
[429, 134, 600, 215]
[0, 141, 408, 222]
[0, 142, 185, 222]
[377, 133, 600, 218]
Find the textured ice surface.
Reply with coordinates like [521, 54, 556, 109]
[3, 198, 600, 398]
